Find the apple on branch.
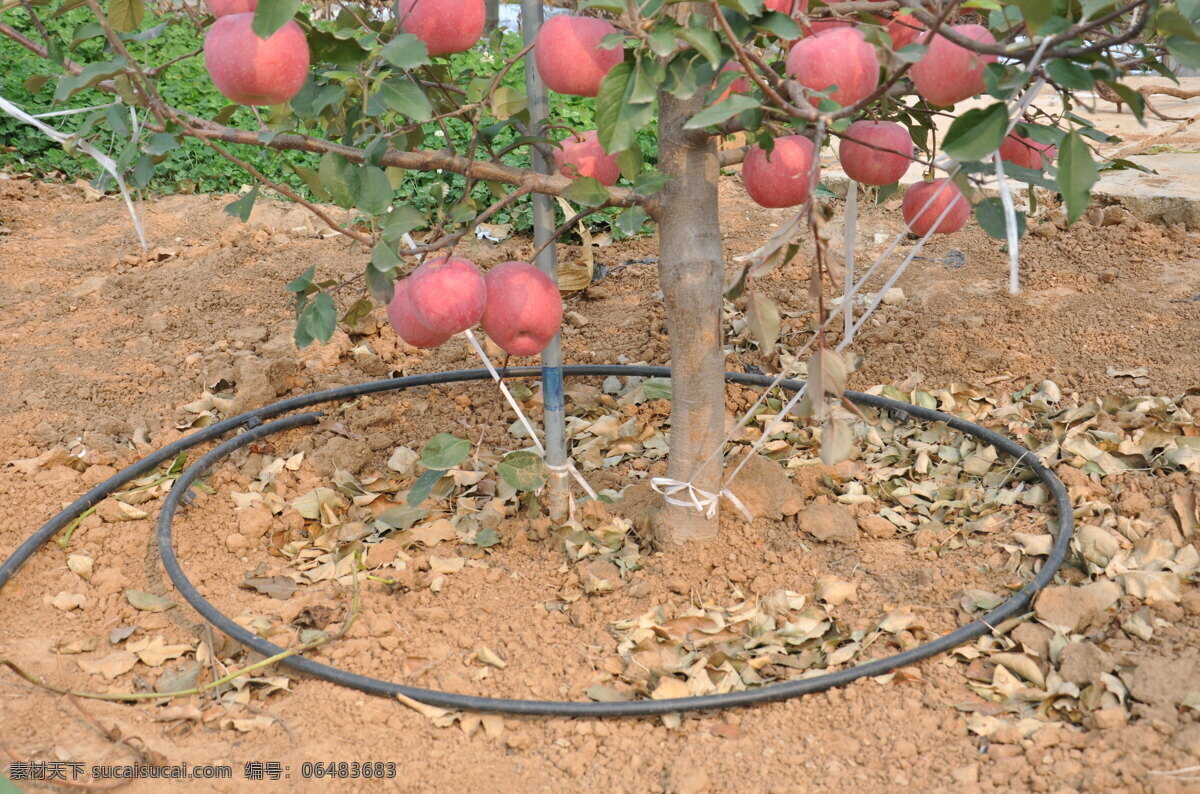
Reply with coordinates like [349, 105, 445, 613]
[203, 13, 310, 106]
[395, 0, 486, 57]
[838, 121, 914, 186]
[534, 15, 624, 98]
[482, 262, 564, 356]
[742, 135, 817, 209]
[554, 130, 620, 186]
[910, 25, 997, 107]
[999, 132, 1057, 170]
[786, 27, 880, 109]
[903, 179, 969, 236]
[406, 256, 488, 336]
[387, 278, 452, 349]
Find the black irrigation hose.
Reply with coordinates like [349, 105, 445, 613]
[3, 366, 1074, 717]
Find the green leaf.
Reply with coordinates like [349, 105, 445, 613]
[371, 239, 402, 272]
[616, 146, 642, 181]
[419, 433, 470, 470]
[54, 57, 126, 103]
[561, 176, 610, 208]
[941, 102, 1009, 163]
[223, 186, 260, 222]
[130, 154, 154, 188]
[596, 61, 653, 155]
[753, 11, 801, 40]
[1011, 0, 1051, 33]
[381, 205, 425, 245]
[379, 77, 433, 121]
[143, 132, 179, 156]
[1056, 130, 1098, 225]
[974, 197, 1027, 240]
[1166, 35, 1200, 69]
[105, 103, 130, 137]
[296, 292, 337, 347]
[366, 261, 395, 304]
[380, 32, 431, 70]
[1045, 60, 1094, 91]
[497, 450, 545, 492]
[319, 152, 360, 209]
[1, 772, 22, 793]
[684, 94, 760, 130]
[676, 27, 721, 66]
[615, 206, 648, 236]
[286, 265, 315, 294]
[108, 0, 144, 32]
[406, 469, 446, 506]
[357, 165, 393, 215]
[632, 171, 671, 197]
[252, 0, 300, 39]
[643, 378, 672, 400]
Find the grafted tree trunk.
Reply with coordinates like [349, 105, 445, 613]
[648, 89, 726, 543]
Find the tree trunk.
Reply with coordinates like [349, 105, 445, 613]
[485, 0, 500, 33]
[648, 90, 726, 544]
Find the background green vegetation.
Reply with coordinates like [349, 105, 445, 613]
[0, 6, 657, 233]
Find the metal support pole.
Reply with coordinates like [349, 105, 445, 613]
[520, 0, 570, 519]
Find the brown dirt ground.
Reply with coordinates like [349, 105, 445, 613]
[1, 171, 1199, 794]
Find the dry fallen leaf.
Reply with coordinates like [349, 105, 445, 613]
[651, 677, 690, 700]
[125, 590, 176, 612]
[78, 651, 138, 680]
[127, 636, 193, 667]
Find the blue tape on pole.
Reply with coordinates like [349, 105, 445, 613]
[542, 364, 564, 412]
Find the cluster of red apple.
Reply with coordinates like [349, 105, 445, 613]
[387, 257, 564, 356]
[529, 5, 1056, 237]
[198, 0, 1055, 355]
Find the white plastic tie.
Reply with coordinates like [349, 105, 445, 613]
[462, 329, 598, 500]
[0, 95, 146, 251]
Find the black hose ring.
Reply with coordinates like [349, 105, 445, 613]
[4, 366, 1074, 717]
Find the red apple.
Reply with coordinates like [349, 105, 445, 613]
[396, 0, 485, 57]
[902, 179, 969, 236]
[999, 132, 1057, 170]
[742, 134, 817, 209]
[786, 27, 880, 109]
[554, 131, 620, 186]
[407, 256, 488, 336]
[205, 0, 256, 17]
[839, 120, 913, 186]
[481, 262, 564, 356]
[764, 0, 808, 12]
[387, 278, 451, 349]
[203, 14, 309, 106]
[715, 62, 751, 104]
[910, 24, 997, 107]
[882, 13, 924, 49]
[534, 15, 623, 98]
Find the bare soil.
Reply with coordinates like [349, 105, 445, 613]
[1, 172, 1199, 794]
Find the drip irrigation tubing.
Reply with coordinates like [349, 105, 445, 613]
[1, 365, 1074, 717]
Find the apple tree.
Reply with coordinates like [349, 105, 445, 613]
[1, 0, 1197, 545]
